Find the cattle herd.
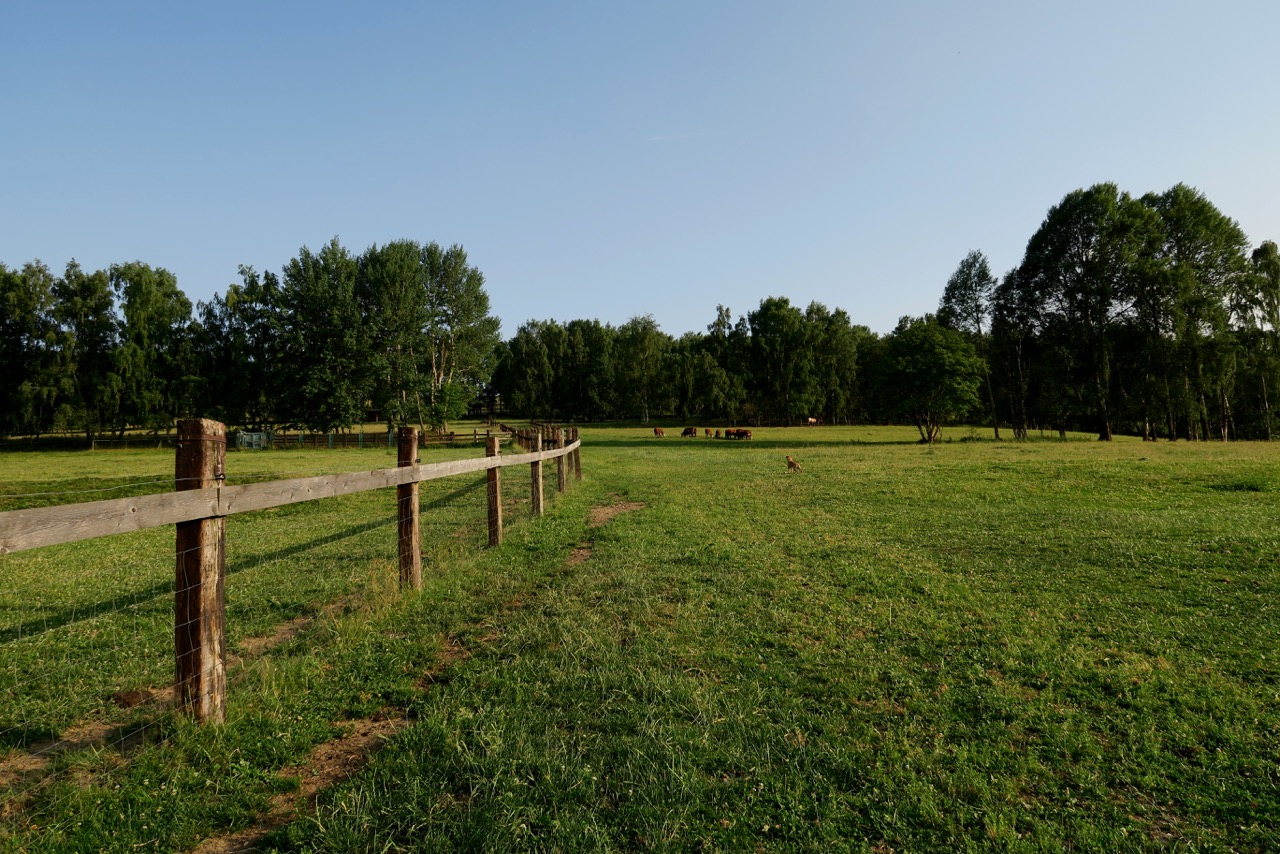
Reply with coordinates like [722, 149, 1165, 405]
[654, 426, 752, 440]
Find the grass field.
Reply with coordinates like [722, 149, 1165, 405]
[2, 425, 1278, 851]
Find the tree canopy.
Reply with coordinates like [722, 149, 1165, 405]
[3, 181, 1275, 442]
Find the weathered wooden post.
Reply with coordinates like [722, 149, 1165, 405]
[175, 418, 227, 723]
[556, 428, 567, 493]
[487, 435, 503, 545]
[572, 427, 582, 481]
[397, 426, 422, 589]
[530, 431, 544, 517]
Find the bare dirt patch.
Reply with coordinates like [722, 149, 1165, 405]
[233, 594, 359, 661]
[0, 595, 358, 794]
[190, 712, 410, 854]
[567, 498, 644, 566]
[588, 499, 644, 528]
[195, 631, 477, 853]
[418, 634, 472, 688]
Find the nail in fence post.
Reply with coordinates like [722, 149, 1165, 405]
[487, 435, 503, 545]
[556, 429, 567, 493]
[175, 418, 227, 724]
[530, 431, 544, 516]
[398, 426, 422, 589]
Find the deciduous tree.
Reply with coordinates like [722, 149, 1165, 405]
[0, 262, 58, 436]
[1018, 183, 1162, 440]
[938, 250, 1001, 438]
[276, 238, 366, 432]
[111, 261, 194, 430]
[880, 315, 986, 443]
[421, 243, 501, 429]
[52, 261, 121, 440]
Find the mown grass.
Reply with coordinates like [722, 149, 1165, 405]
[2, 425, 1279, 851]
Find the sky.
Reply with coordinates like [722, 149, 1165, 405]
[3, 1, 1278, 338]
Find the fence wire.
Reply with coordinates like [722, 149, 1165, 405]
[0, 434, 571, 835]
[1, 526, 178, 822]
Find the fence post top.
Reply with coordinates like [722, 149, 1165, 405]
[177, 418, 227, 439]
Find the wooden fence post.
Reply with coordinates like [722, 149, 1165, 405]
[572, 427, 582, 481]
[556, 429, 567, 493]
[175, 418, 227, 723]
[398, 426, 422, 589]
[530, 431, 544, 517]
[487, 435, 503, 545]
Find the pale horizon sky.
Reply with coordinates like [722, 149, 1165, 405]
[3, 1, 1278, 338]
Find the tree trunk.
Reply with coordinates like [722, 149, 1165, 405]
[1263, 373, 1273, 441]
[1198, 391, 1210, 442]
[1219, 388, 1232, 441]
[985, 373, 1001, 440]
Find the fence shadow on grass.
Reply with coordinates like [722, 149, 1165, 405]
[0, 479, 496, 649]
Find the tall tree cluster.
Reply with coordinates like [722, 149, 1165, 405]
[493, 182, 1276, 441]
[490, 300, 877, 426]
[966, 182, 1276, 440]
[0, 239, 500, 438]
[6, 182, 1272, 443]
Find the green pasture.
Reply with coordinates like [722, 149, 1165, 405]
[1, 425, 1278, 851]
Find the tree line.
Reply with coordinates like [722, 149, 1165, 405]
[486, 302, 986, 442]
[966, 182, 1279, 441]
[4, 182, 1276, 442]
[491, 183, 1279, 441]
[0, 238, 499, 439]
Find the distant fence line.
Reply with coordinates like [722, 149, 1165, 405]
[1, 426, 515, 452]
[250, 426, 513, 451]
[0, 419, 582, 723]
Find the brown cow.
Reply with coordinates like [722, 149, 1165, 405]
[653, 427, 666, 438]
[705, 428, 712, 438]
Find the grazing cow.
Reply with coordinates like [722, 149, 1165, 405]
[714, 429, 721, 439]
[786, 455, 803, 473]
[681, 426, 697, 438]
[806, 417, 818, 426]
[725, 428, 753, 440]
[653, 427, 666, 438]
[705, 428, 712, 438]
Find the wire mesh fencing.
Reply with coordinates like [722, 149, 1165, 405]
[0, 424, 580, 825]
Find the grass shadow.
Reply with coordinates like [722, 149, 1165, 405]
[0, 480, 488, 648]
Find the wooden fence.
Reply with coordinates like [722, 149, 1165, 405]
[0, 419, 582, 723]
[1, 426, 511, 452]
[261, 427, 510, 451]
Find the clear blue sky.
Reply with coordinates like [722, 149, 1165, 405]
[4, 1, 1277, 337]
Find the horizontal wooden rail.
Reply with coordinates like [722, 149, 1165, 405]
[0, 439, 580, 555]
